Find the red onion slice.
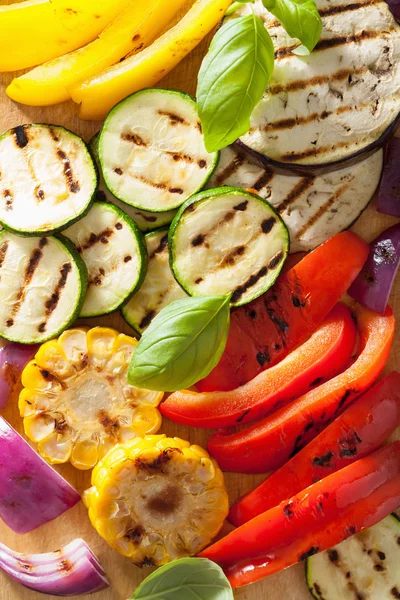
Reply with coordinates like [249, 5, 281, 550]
[377, 137, 400, 217]
[0, 343, 38, 409]
[0, 539, 109, 596]
[348, 223, 400, 313]
[0, 417, 80, 533]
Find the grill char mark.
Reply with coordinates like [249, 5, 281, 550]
[3, 189, 13, 211]
[157, 110, 187, 125]
[121, 132, 147, 146]
[275, 28, 391, 59]
[276, 178, 314, 213]
[263, 104, 362, 133]
[56, 149, 80, 194]
[43, 262, 72, 321]
[267, 0, 383, 28]
[77, 229, 113, 252]
[281, 139, 358, 162]
[132, 173, 184, 195]
[297, 183, 349, 238]
[252, 169, 274, 191]
[215, 153, 246, 185]
[11, 239, 47, 320]
[0, 241, 8, 270]
[269, 67, 366, 95]
[231, 266, 268, 304]
[14, 126, 29, 149]
[222, 245, 245, 266]
[149, 234, 169, 260]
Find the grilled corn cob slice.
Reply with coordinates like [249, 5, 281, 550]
[84, 435, 229, 565]
[19, 327, 163, 470]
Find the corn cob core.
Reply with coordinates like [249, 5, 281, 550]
[19, 327, 163, 470]
[84, 435, 229, 566]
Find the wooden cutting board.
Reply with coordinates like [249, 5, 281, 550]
[0, 7, 399, 599]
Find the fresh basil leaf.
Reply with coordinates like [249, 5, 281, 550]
[262, 0, 322, 53]
[128, 296, 230, 392]
[130, 558, 233, 600]
[197, 14, 274, 152]
[225, 0, 254, 16]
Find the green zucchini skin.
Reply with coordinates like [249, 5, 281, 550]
[98, 88, 219, 213]
[0, 124, 97, 236]
[306, 514, 400, 600]
[121, 227, 187, 335]
[88, 133, 177, 232]
[169, 186, 289, 307]
[0, 230, 88, 344]
[63, 201, 148, 318]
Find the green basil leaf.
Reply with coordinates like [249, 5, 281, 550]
[197, 14, 274, 152]
[262, 0, 322, 53]
[130, 558, 233, 600]
[225, 0, 254, 16]
[128, 296, 230, 391]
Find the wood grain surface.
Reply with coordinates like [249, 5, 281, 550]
[0, 2, 399, 598]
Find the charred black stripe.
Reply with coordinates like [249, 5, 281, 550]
[319, 0, 384, 17]
[121, 132, 147, 146]
[149, 234, 169, 260]
[263, 105, 358, 133]
[191, 233, 205, 247]
[169, 187, 183, 194]
[133, 174, 168, 191]
[215, 153, 246, 185]
[157, 110, 187, 125]
[391, 587, 400, 599]
[297, 183, 349, 238]
[13, 126, 29, 149]
[139, 310, 156, 330]
[48, 127, 60, 142]
[233, 201, 248, 211]
[268, 251, 284, 270]
[3, 189, 13, 211]
[77, 229, 113, 252]
[275, 178, 314, 213]
[56, 150, 80, 194]
[43, 262, 72, 319]
[275, 29, 390, 59]
[0, 241, 8, 270]
[222, 245, 245, 266]
[252, 169, 274, 191]
[231, 266, 268, 304]
[137, 212, 157, 223]
[261, 217, 276, 234]
[166, 151, 194, 164]
[269, 67, 366, 95]
[11, 240, 46, 317]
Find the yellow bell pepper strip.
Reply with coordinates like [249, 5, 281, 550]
[70, 0, 233, 120]
[0, 0, 130, 72]
[7, 0, 189, 107]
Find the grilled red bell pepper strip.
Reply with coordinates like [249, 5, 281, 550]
[229, 371, 400, 526]
[198, 231, 369, 391]
[161, 303, 356, 428]
[200, 442, 400, 588]
[208, 304, 395, 473]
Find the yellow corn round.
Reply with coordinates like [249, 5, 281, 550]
[19, 327, 164, 470]
[84, 435, 229, 566]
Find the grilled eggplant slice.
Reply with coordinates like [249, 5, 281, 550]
[231, 0, 400, 171]
[306, 514, 400, 600]
[122, 228, 187, 334]
[89, 133, 176, 232]
[207, 146, 383, 252]
[99, 89, 219, 212]
[64, 201, 147, 318]
[169, 187, 289, 307]
[0, 124, 96, 235]
[0, 231, 87, 344]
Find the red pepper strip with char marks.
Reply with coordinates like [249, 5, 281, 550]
[229, 371, 400, 526]
[200, 442, 400, 588]
[208, 305, 395, 474]
[198, 231, 369, 392]
[161, 303, 356, 428]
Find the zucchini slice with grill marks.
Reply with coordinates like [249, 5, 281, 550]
[0, 124, 97, 235]
[306, 514, 400, 600]
[89, 133, 177, 232]
[0, 231, 87, 344]
[169, 187, 289, 307]
[98, 88, 219, 212]
[122, 228, 187, 334]
[64, 201, 147, 318]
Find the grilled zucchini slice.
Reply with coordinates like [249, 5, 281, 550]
[169, 187, 289, 307]
[64, 201, 147, 318]
[207, 146, 383, 252]
[89, 133, 177, 232]
[0, 124, 96, 235]
[0, 231, 87, 344]
[122, 228, 187, 334]
[306, 514, 400, 600]
[98, 88, 219, 212]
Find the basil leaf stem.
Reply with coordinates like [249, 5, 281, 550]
[128, 295, 231, 392]
[197, 14, 274, 152]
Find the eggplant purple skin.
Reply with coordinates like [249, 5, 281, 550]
[348, 223, 400, 314]
[0, 416, 80, 534]
[378, 137, 400, 217]
[235, 112, 400, 177]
